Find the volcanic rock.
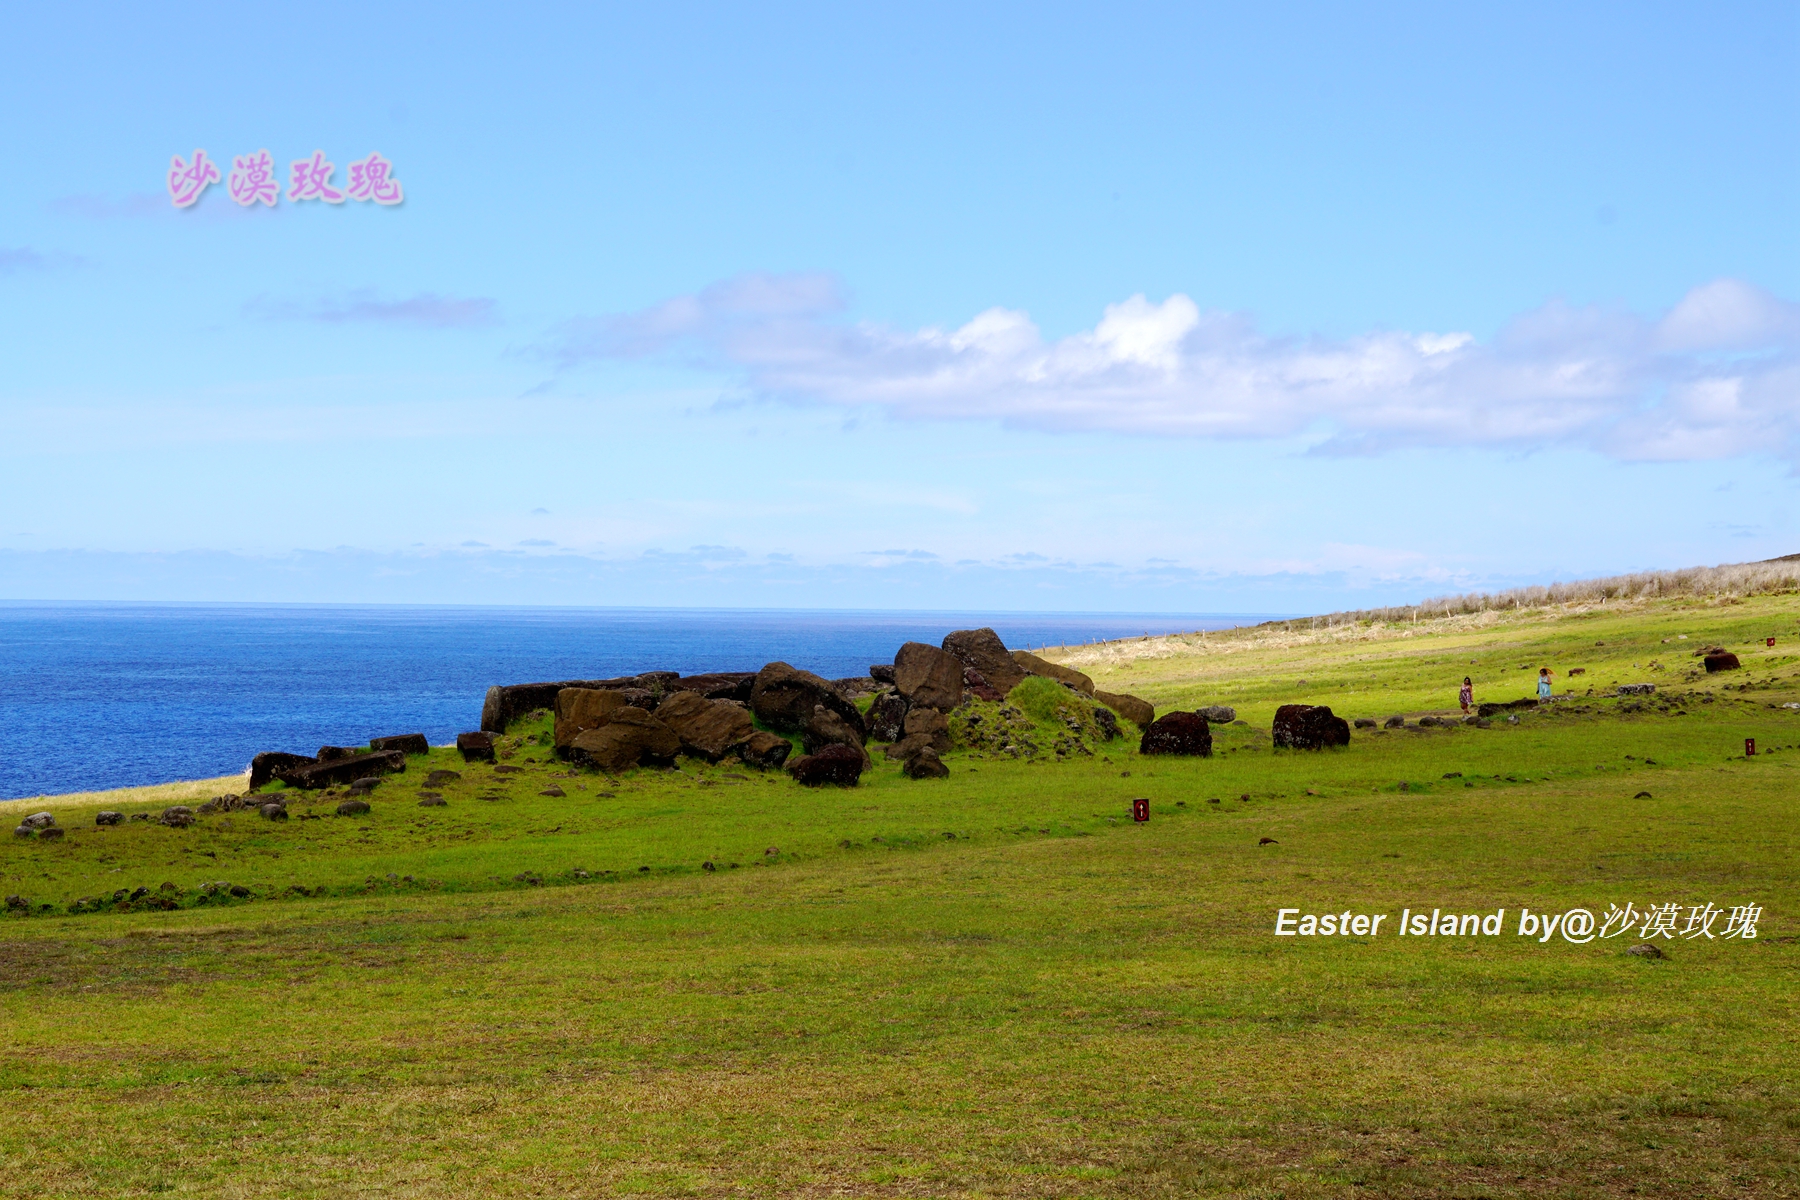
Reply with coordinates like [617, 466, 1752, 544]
[566, 708, 681, 772]
[249, 751, 316, 791]
[1139, 712, 1213, 757]
[787, 743, 865, 787]
[942, 628, 1026, 695]
[1094, 689, 1154, 728]
[1197, 705, 1236, 724]
[883, 732, 937, 761]
[419, 795, 447, 807]
[902, 747, 950, 779]
[751, 662, 864, 736]
[456, 732, 496, 763]
[901, 706, 952, 753]
[801, 704, 869, 760]
[893, 642, 965, 711]
[729, 731, 793, 770]
[551, 688, 629, 752]
[1704, 652, 1742, 673]
[369, 733, 430, 756]
[1010, 650, 1094, 695]
[654, 690, 756, 761]
[482, 677, 642, 733]
[869, 664, 897, 685]
[1476, 699, 1537, 718]
[865, 693, 908, 742]
[1091, 707, 1119, 740]
[1354, 718, 1377, 729]
[259, 802, 289, 820]
[279, 750, 408, 789]
[22, 812, 56, 830]
[336, 799, 370, 816]
[962, 667, 1004, 702]
[95, 811, 123, 826]
[664, 672, 757, 703]
[158, 806, 195, 827]
[1272, 704, 1351, 750]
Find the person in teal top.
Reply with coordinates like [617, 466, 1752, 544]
[1538, 667, 1553, 699]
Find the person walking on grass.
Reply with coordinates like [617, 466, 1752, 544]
[1538, 667, 1554, 700]
[1459, 676, 1474, 714]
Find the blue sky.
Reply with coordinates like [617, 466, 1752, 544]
[2, 1, 1796, 611]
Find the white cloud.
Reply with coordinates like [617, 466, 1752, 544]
[550, 274, 1800, 462]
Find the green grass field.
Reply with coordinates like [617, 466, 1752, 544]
[2, 595, 1797, 1197]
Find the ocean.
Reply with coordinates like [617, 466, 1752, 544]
[0, 603, 1277, 800]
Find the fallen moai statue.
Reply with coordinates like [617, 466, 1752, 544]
[1272, 704, 1350, 750]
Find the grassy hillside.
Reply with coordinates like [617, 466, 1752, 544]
[2, 594, 1797, 1198]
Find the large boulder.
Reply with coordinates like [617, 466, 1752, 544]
[787, 743, 864, 787]
[869, 664, 897, 685]
[277, 750, 407, 789]
[249, 751, 315, 791]
[1011, 650, 1094, 695]
[866, 693, 908, 742]
[1095, 689, 1154, 728]
[893, 642, 965, 711]
[481, 677, 642, 733]
[801, 704, 869, 760]
[751, 662, 865, 736]
[730, 731, 793, 770]
[664, 672, 757, 703]
[1272, 704, 1351, 750]
[1140, 712, 1213, 757]
[554, 688, 631, 752]
[901, 706, 952, 753]
[566, 708, 681, 772]
[942, 628, 1026, 695]
[1704, 652, 1741, 673]
[655, 690, 756, 761]
[370, 733, 430, 756]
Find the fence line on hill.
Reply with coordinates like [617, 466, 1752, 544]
[1259, 557, 1800, 635]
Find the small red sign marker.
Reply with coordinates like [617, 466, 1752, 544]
[1132, 798, 1150, 822]
[1746, 738, 1757, 756]
[1768, 637, 1776, 647]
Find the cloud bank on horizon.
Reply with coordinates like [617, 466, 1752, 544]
[554, 275, 1800, 462]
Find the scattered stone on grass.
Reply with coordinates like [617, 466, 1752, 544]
[424, 769, 462, 787]
[22, 812, 56, 829]
[801, 703, 870, 759]
[1635, 791, 1652, 798]
[95, 811, 122, 826]
[902, 747, 950, 779]
[539, 786, 566, 797]
[158, 806, 195, 828]
[336, 798, 371, 816]
[1197, 705, 1236, 723]
[1626, 943, 1665, 959]
[1384, 715, 1405, 728]
[419, 796, 447, 807]
[1354, 718, 1377, 728]
[260, 802, 288, 820]
[1259, 837, 1279, 845]
[1090, 707, 1119, 740]
[38, 827, 64, 840]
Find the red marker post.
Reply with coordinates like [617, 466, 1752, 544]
[1132, 798, 1150, 823]
[1768, 637, 1777, 647]
[1746, 738, 1757, 757]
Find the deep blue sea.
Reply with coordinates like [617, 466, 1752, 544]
[0, 604, 1277, 799]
